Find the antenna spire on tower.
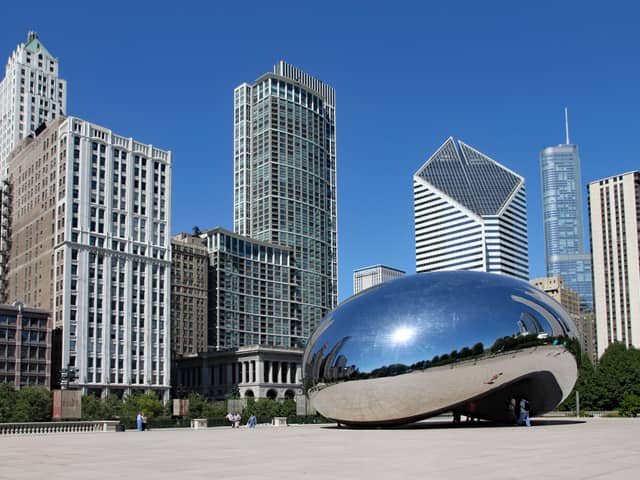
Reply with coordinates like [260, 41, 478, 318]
[564, 107, 571, 144]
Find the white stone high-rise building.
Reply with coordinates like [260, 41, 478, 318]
[0, 32, 66, 179]
[7, 116, 172, 399]
[414, 137, 529, 280]
[588, 171, 640, 358]
[353, 265, 405, 295]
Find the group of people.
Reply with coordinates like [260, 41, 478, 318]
[509, 397, 531, 427]
[226, 412, 242, 428]
[451, 397, 531, 427]
[226, 412, 258, 428]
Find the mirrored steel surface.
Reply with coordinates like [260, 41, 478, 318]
[303, 271, 580, 426]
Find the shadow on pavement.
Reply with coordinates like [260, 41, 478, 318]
[323, 418, 587, 430]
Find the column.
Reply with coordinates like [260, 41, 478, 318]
[202, 366, 211, 389]
[226, 363, 233, 386]
[295, 364, 302, 383]
[248, 361, 254, 384]
[256, 360, 264, 386]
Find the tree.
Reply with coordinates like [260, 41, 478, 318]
[559, 353, 597, 411]
[619, 392, 640, 417]
[81, 394, 104, 420]
[12, 387, 52, 422]
[0, 383, 17, 422]
[253, 399, 280, 418]
[186, 393, 209, 418]
[278, 399, 296, 417]
[136, 393, 164, 419]
[591, 343, 640, 410]
[102, 395, 124, 420]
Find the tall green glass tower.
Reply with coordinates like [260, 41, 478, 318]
[234, 61, 337, 345]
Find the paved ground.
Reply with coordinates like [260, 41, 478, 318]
[1, 418, 639, 479]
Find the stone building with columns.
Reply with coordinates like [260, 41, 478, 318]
[175, 345, 303, 401]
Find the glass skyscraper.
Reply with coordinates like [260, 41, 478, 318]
[234, 61, 337, 344]
[540, 138, 593, 309]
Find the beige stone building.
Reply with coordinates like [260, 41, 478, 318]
[530, 277, 580, 317]
[6, 116, 64, 312]
[589, 171, 640, 358]
[171, 232, 208, 356]
[531, 276, 596, 363]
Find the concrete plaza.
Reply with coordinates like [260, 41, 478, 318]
[1, 418, 638, 479]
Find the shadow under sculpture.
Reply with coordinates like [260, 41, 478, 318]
[303, 271, 580, 427]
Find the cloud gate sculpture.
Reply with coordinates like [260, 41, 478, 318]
[303, 272, 580, 426]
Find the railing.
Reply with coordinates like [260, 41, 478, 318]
[0, 421, 120, 436]
[542, 411, 617, 418]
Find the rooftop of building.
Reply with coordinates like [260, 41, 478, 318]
[415, 137, 523, 216]
[353, 264, 406, 274]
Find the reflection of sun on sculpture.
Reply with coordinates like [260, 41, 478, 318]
[303, 271, 580, 427]
[391, 327, 415, 345]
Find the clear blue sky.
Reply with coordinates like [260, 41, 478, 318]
[2, 1, 639, 301]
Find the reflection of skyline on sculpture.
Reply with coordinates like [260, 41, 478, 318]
[304, 271, 579, 426]
[309, 273, 578, 374]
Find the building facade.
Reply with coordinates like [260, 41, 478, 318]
[530, 277, 580, 317]
[414, 137, 529, 280]
[0, 179, 11, 302]
[588, 171, 640, 357]
[353, 265, 405, 295]
[171, 233, 208, 356]
[540, 139, 592, 309]
[0, 302, 51, 388]
[0, 32, 66, 180]
[7, 116, 172, 399]
[234, 61, 337, 340]
[175, 345, 303, 401]
[203, 227, 298, 349]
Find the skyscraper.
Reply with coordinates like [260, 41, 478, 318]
[414, 137, 529, 280]
[7, 116, 172, 399]
[540, 110, 592, 309]
[0, 32, 66, 179]
[353, 265, 405, 295]
[588, 171, 640, 357]
[234, 61, 337, 341]
[171, 233, 209, 356]
[203, 227, 297, 349]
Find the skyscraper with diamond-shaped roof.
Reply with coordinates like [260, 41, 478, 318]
[414, 137, 529, 280]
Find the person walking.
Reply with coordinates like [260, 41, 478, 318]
[518, 398, 531, 427]
[136, 411, 144, 432]
[247, 414, 257, 428]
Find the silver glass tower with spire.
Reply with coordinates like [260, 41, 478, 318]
[540, 109, 592, 309]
